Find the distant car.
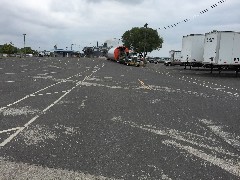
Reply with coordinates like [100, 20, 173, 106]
[157, 58, 165, 63]
[164, 60, 171, 66]
[148, 58, 155, 63]
[39, 52, 44, 57]
[149, 58, 159, 64]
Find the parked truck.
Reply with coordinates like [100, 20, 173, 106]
[181, 34, 205, 68]
[168, 50, 183, 66]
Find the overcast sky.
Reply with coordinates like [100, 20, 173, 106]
[0, 0, 239, 56]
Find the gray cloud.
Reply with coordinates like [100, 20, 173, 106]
[0, 0, 239, 56]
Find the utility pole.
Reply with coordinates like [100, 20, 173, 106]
[23, 33, 26, 57]
[143, 23, 148, 64]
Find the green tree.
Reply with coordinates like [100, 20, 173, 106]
[122, 27, 163, 57]
[1, 43, 17, 54]
[19, 47, 34, 54]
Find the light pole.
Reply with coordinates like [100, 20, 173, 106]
[23, 33, 26, 57]
[143, 23, 148, 64]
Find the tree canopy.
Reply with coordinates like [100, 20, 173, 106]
[19, 47, 34, 54]
[0, 43, 17, 54]
[0, 42, 34, 55]
[122, 27, 163, 56]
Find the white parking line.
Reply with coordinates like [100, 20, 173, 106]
[111, 116, 240, 178]
[0, 127, 21, 134]
[0, 96, 30, 111]
[163, 140, 240, 177]
[0, 64, 103, 147]
[138, 79, 152, 90]
[0, 70, 90, 111]
[161, 71, 239, 98]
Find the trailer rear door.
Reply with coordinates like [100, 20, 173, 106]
[231, 33, 240, 65]
[203, 32, 218, 64]
[218, 32, 234, 65]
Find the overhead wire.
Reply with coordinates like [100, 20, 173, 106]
[158, 0, 227, 30]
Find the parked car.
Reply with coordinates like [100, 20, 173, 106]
[164, 60, 172, 66]
[157, 58, 165, 63]
[148, 58, 155, 63]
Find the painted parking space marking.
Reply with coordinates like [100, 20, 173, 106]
[0, 70, 90, 111]
[0, 106, 40, 116]
[163, 140, 240, 177]
[76, 76, 217, 99]
[200, 119, 240, 150]
[0, 96, 30, 111]
[111, 116, 240, 178]
[138, 79, 152, 90]
[156, 70, 239, 99]
[0, 63, 104, 147]
[0, 127, 21, 134]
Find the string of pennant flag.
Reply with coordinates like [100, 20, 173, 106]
[158, 0, 227, 30]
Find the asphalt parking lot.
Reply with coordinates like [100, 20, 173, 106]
[0, 57, 239, 179]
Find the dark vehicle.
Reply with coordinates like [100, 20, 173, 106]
[148, 58, 158, 64]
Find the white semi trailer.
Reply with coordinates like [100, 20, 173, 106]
[181, 34, 205, 68]
[203, 30, 240, 66]
[203, 30, 240, 75]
